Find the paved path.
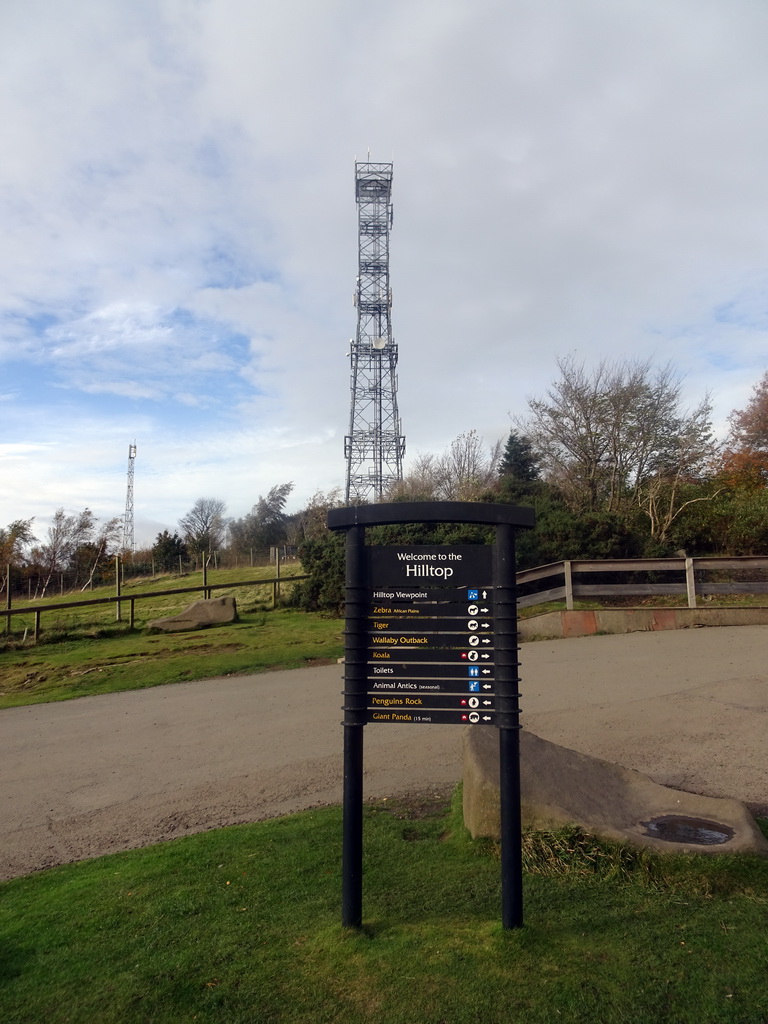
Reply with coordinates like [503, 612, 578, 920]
[1, 625, 766, 879]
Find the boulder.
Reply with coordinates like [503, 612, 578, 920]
[463, 727, 768, 856]
[147, 596, 237, 633]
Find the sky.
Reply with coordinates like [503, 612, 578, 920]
[2, 0, 768, 548]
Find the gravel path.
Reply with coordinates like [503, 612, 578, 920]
[2, 625, 766, 879]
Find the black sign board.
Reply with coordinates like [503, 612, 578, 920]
[327, 500, 534, 933]
[362, 544, 495, 725]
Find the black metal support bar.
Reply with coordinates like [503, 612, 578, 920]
[342, 525, 367, 928]
[494, 523, 524, 929]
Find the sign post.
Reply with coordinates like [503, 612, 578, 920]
[328, 501, 534, 930]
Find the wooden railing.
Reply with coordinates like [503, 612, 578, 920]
[3, 574, 308, 641]
[516, 556, 768, 610]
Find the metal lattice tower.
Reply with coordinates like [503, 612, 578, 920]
[344, 161, 405, 503]
[123, 443, 137, 554]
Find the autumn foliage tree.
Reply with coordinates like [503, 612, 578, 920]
[720, 370, 768, 490]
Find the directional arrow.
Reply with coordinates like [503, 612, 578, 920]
[482, 684, 492, 690]
[481, 590, 488, 599]
[482, 669, 491, 675]
[481, 653, 491, 660]
[482, 700, 492, 706]
[481, 623, 490, 629]
[481, 638, 491, 644]
[482, 715, 492, 721]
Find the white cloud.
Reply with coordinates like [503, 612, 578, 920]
[2, 0, 768, 540]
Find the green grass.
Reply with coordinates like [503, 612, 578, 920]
[1, 792, 767, 1024]
[0, 608, 343, 709]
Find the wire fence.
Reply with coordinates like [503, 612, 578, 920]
[1, 546, 299, 604]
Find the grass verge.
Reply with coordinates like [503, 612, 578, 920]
[1, 792, 767, 1024]
[0, 609, 343, 709]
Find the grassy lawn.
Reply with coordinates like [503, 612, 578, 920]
[0, 608, 343, 709]
[1, 792, 767, 1024]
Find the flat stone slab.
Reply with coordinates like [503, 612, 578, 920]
[148, 596, 237, 633]
[463, 727, 768, 856]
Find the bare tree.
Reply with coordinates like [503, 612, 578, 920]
[638, 397, 720, 542]
[388, 430, 502, 502]
[520, 355, 716, 520]
[80, 517, 122, 591]
[179, 498, 228, 556]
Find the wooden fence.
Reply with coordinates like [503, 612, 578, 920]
[516, 556, 768, 610]
[3, 573, 307, 642]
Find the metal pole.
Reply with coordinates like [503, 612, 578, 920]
[495, 523, 523, 929]
[342, 524, 367, 928]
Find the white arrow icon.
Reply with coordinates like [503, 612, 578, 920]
[482, 684, 492, 690]
[482, 591, 488, 599]
[483, 700, 492, 706]
[482, 669, 491, 675]
[480, 606, 490, 613]
[481, 653, 490, 660]
[481, 623, 490, 629]
[482, 715, 492, 721]
[481, 638, 491, 645]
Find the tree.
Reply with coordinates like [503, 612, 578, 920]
[34, 508, 96, 597]
[499, 431, 539, 484]
[388, 430, 502, 501]
[229, 483, 294, 553]
[77, 517, 122, 590]
[727, 370, 768, 452]
[179, 498, 228, 556]
[0, 518, 35, 568]
[285, 488, 343, 545]
[719, 371, 768, 490]
[636, 397, 720, 542]
[520, 356, 717, 525]
[152, 530, 189, 572]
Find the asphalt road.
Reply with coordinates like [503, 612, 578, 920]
[1, 625, 766, 879]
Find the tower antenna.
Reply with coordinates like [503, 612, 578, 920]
[123, 442, 137, 555]
[344, 160, 405, 503]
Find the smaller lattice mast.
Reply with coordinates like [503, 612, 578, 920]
[123, 443, 137, 554]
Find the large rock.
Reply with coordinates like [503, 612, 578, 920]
[463, 727, 768, 856]
[147, 596, 237, 633]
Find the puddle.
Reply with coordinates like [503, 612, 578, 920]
[640, 815, 735, 845]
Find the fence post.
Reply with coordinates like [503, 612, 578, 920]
[115, 555, 122, 621]
[202, 555, 208, 598]
[129, 597, 135, 630]
[564, 561, 574, 610]
[4, 565, 10, 636]
[685, 557, 697, 609]
[34, 608, 41, 642]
